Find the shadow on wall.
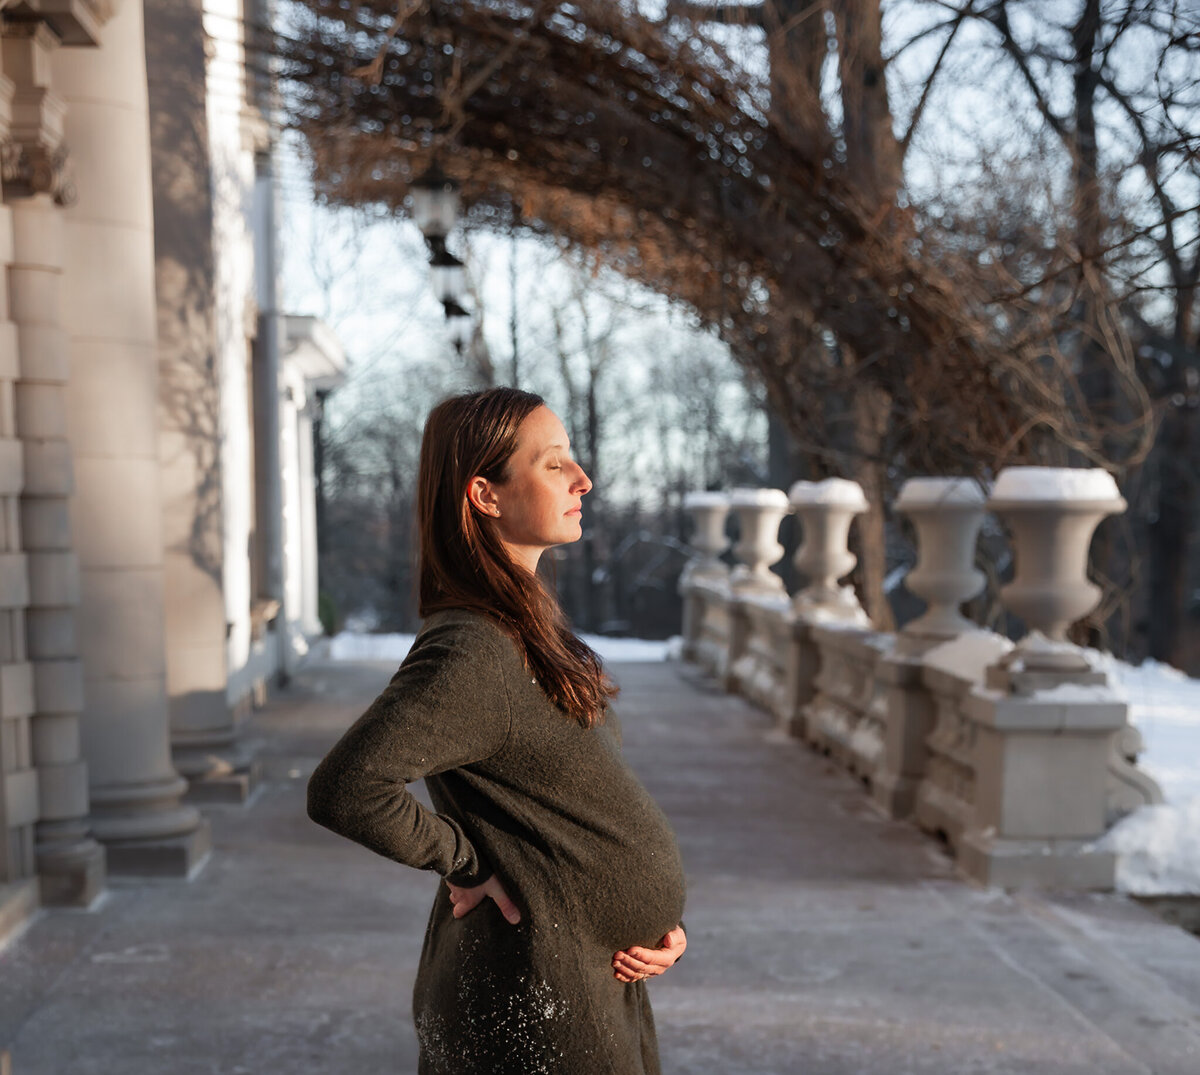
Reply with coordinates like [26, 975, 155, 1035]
[146, 0, 225, 588]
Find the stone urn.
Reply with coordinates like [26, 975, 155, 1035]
[896, 477, 988, 641]
[728, 487, 790, 595]
[788, 478, 869, 622]
[988, 466, 1126, 670]
[679, 491, 731, 586]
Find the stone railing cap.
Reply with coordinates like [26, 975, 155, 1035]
[787, 477, 868, 508]
[923, 630, 1014, 683]
[991, 466, 1121, 503]
[682, 491, 731, 509]
[729, 486, 790, 509]
[895, 476, 988, 509]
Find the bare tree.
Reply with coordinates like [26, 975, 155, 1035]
[888, 0, 1199, 656]
[274, 0, 1195, 652]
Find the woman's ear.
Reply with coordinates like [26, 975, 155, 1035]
[467, 476, 502, 518]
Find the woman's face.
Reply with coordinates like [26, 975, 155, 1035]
[475, 405, 592, 572]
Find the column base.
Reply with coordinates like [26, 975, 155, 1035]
[0, 877, 39, 947]
[174, 734, 263, 805]
[103, 816, 212, 878]
[182, 757, 262, 805]
[37, 838, 106, 907]
[958, 827, 1115, 890]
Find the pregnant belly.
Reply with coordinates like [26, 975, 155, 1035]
[554, 801, 687, 953]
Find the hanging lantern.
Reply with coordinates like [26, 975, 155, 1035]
[408, 162, 460, 239]
[429, 240, 466, 305]
[443, 298, 472, 354]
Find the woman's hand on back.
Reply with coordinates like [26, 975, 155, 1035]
[611, 925, 687, 983]
[445, 874, 522, 925]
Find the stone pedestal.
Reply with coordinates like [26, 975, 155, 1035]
[55, 0, 208, 874]
[961, 662, 1127, 889]
[957, 467, 1148, 888]
[784, 478, 870, 739]
[725, 489, 789, 693]
[876, 477, 988, 817]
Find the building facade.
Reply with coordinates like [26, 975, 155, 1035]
[0, 0, 340, 937]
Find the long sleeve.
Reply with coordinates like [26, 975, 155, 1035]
[307, 619, 514, 886]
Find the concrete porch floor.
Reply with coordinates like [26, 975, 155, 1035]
[2, 655, 1199, 1074]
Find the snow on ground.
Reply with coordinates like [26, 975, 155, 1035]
[326, 629, 1198, 895]
[328, 631, 416, 662]
[1112, 658, 1200, 806]
[328, 631, 673, 664]
[1103, 657, 1200, 896]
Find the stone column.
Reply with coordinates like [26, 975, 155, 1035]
[2, 23, 106, 906]
[296, 397, 321, 637]
[145, 0, 260, 804]
[54, 0, 209, 874]
[959, 466, 1144, 888]
[876, 477, 988, 818]
[279, 374, 304, 673]
[725, 488, 789, 693]
[278, 316, 344, 658]
[0, 59, 40, 923]
[678, 491, 729, 662]
[784, 478, 869, 738]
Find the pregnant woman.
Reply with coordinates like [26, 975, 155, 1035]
[307, 386, 687, 1074]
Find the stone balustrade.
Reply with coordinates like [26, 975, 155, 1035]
[677, 467, 1163, 890]
[803, 624, 892, 781]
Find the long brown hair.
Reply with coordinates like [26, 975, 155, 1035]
[417, 386, 617, 728]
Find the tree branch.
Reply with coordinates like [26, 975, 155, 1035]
[665, 0, 766, 28]
[1095, 69, 1186, 291]
[898, 5, 968, 158]
[983, 2, 1073, 148]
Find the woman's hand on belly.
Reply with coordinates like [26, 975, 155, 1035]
[611, 925, 687, 983]
[446, 875, 522, 925]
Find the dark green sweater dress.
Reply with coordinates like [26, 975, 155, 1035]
[307, 608, 687, 1074]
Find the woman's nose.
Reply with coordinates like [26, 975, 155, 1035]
[571, 464, 592, 495]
